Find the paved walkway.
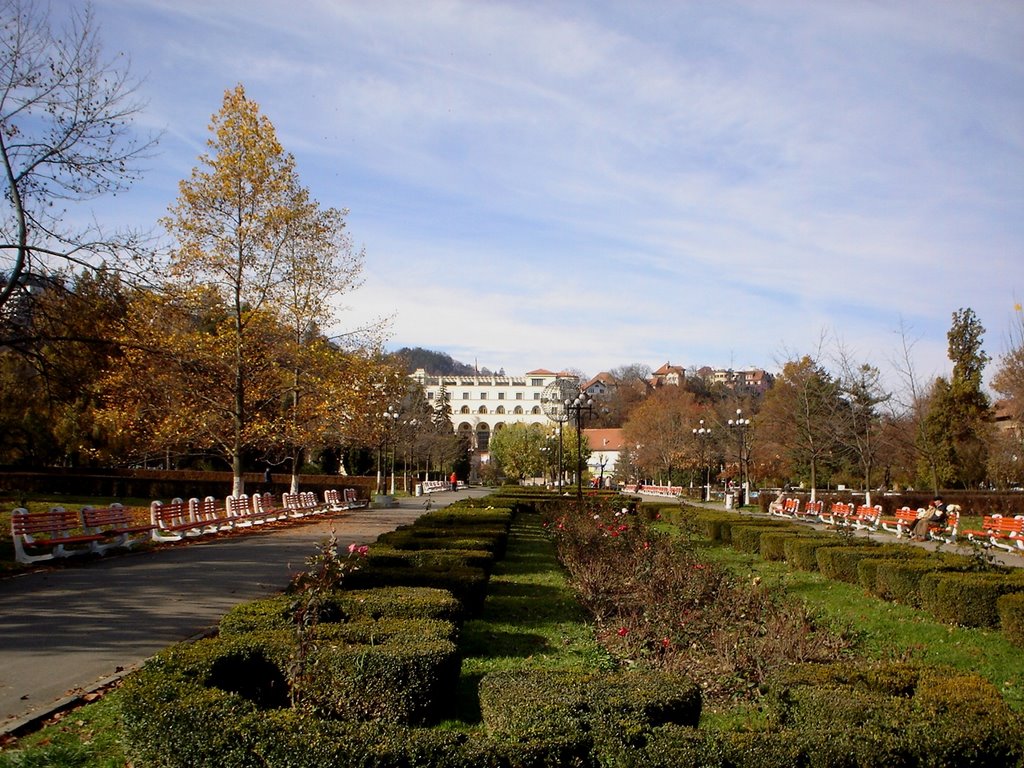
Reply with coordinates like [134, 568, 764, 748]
[0, 487, 491, 736]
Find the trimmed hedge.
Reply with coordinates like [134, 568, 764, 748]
[998, 592, 1024, 647]
[763, 661, 1023, 768]
[758, 529, 818, 561]
[365, 545, 495, 573]
[918, 570, 1024, 628]
[218, 586, 463, 637]
[870, 556, 972, 606]
[729, 522, 799, 554]
[783, 535, 845, 571]
[121, 627, 460, 732]
[345, 562, 491, 616]
[815, 543, 928, 583]
[478, 668, 702, 764]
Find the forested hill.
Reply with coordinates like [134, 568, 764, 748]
[393, 347, 490, 375]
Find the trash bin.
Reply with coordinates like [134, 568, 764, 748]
[725, 493, 734, 510]
[415, 483, 423, 497]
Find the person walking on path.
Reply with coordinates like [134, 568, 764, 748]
[450, 471, 458, 492]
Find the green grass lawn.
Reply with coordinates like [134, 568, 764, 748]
[697, 540, 1024, 712]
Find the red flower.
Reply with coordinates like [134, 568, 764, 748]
[661, 637, 671, 648]
[617, 627, 629, 637]
[692, 563, 705, 570]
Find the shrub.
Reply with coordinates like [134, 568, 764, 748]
[366, 545, 495, 573]
[763, 661, 1024, 768]
[218, 586, 463, 637]
[729, 523, 797, 554]
[998, 592, 1024, 647]
[871, 557, 970, 606]
[815, 543, 926, 584]
[345, 563, 490, 616]
[783, 535, 844, 571]
[758, 529, 817, 561]
[478, 668, 701, 759]
[919, 570, 1024, 627]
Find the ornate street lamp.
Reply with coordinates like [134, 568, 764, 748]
[378, 406, 399, 495]
[727, 409, 751, 507]
[692, 419, 713, 502]
[566, 393, 594, 503]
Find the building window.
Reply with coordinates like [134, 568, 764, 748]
[496, 406, 505, 414]
[531, 378, 544, 386]
[515, 392, 523, 400]
[533, 392, 540, 400]
[480, 392, 487, 400]
[497, 392, 505, 400]
[513, 406, 523, 414]
[478, 405, 488, 414]
[460, 406, 470, 414]
[531, 406, 541, 415]
[426, 392, 434, 400]
[463, 392, 470, 399]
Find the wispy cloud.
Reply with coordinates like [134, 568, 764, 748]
[86, 0, 1023, 385]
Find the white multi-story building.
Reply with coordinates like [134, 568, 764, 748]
[410, 368, 572, 451]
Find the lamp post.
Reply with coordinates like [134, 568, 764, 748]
[378, 406, 399, 496]
[727, 409, 751, 507]
[692, 419, 712, 502]
[566, 393, 593, 503]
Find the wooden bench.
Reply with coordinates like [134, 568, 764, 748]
[820, 502, 855, 526]
[421, 480, 449, 494]
[798, 499, 822, 520]
[151, 498, 204, 542]
[283, 491, 320, 517]
[250, 492, 290, 524]
[82, 503, 155, 553]
[880, 507, 921, 537]
[850, 504, 882, 531]
[924, 508, 959, 544]
[343, 488, 367, 509]
[964, 515, 1024, 553]
[11, 507, 105, 564]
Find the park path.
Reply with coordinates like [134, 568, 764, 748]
[0, 487, 491, 736]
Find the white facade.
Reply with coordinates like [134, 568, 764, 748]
[410, 368, 568, 451]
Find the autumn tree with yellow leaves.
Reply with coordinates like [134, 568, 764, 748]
[102, 85, 380, 494]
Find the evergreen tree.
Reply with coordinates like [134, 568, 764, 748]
[918, 308, 991, 490]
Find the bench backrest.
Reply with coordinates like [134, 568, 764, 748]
[152, 499, 189, 525]
[82, 504, 128, 528]
[856, 504, 881, 520]
[995, 515, 1024, 534]
[804, 500, 823, 516]
[11, 507, 83, 538]
[225, 494, 250, 517]
[830, 502, 853, 517]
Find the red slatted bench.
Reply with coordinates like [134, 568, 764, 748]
[82, 503, 155, 553]
[11, 507, 105, 564]
[880, 507, 920, 537]
[964, 515, 1024, 553]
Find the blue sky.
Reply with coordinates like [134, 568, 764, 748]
[72, 0, 1023, 386]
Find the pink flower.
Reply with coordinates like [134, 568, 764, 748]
[643, 541, 650, 550]
[692, 563, 705, 570]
